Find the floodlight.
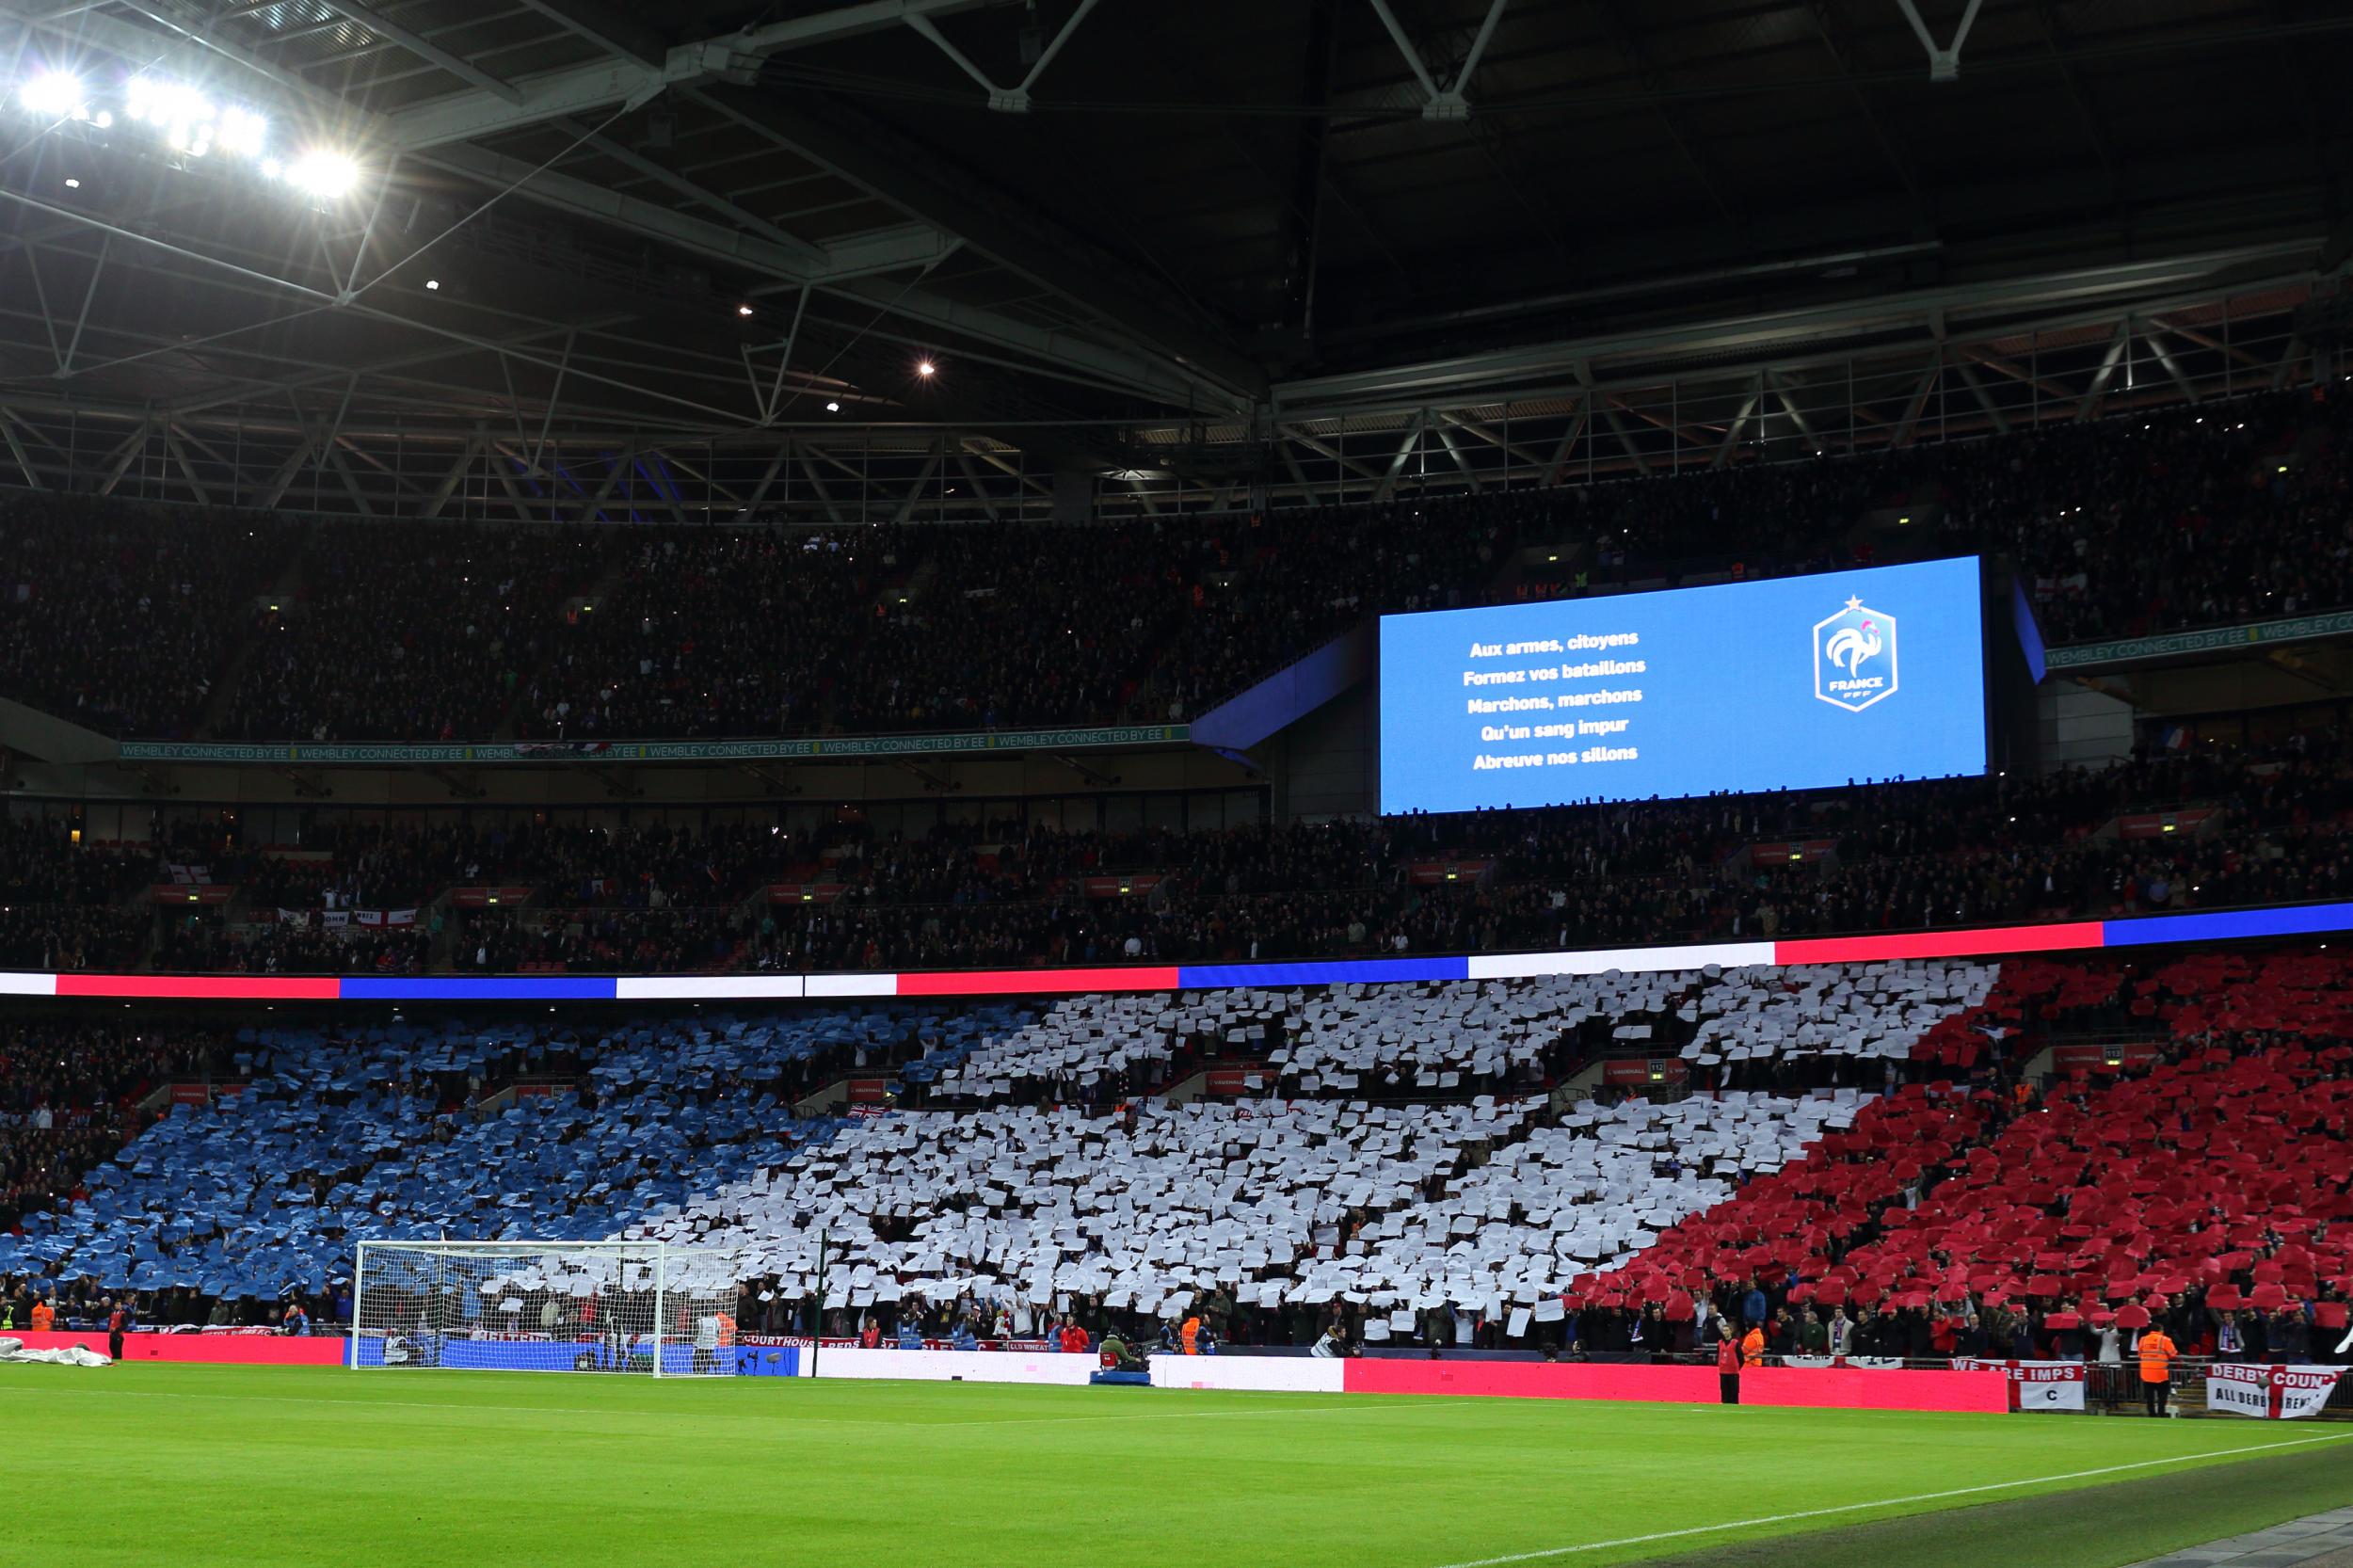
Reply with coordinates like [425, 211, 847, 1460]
[825, 401, 840, 412]
[917, 360, 936, 377]
[285, 149, 360, 200]
[19, 72, 87, 120]
[216, 105, 268, 157]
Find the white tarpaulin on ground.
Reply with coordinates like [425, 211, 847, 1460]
[0, 1337, 110, 1367]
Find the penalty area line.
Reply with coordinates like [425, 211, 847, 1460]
[1423, 1431, 2353, 1568]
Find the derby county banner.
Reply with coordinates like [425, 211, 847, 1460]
[1955, 1359, 2086, 1412]
[2204, 1363, 2346, 1419]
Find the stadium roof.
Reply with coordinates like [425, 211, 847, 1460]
[0, 0, 2346, 518]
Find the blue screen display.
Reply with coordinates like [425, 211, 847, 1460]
[1378, 557, 1987, 815]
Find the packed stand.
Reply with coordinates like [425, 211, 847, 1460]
[0, 727, 2331, 978]
[0, 818, 149, 970]
[0, 496, 291, 739]
[152, 915, 432, 978]
[519, 529, 899, 739]
[220, 525, 583, 743]
[7, 950, 2344, 1366]
[835, 523, 1193, 731]
[581, 732, 2353, 974]
[0, 1020, 227, 1235]
[0, 959, 1961, 1329]
[3, 389, 2351, 745]
[642, 959, 1986, 1345]
[1613, 952, 2353, 1370]
[0, 1004, 1041, 1322]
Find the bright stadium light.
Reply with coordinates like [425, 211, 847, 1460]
[917, 360, 936, 377]
[215, 104, 267, 157]
[13, 65, 301, 186]
[126, 75, 216, 152]
[284, 148, 360, 199]
[19, 71, 89, 120]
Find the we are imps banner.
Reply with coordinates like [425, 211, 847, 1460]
[1954, 1359, 2086, 1411]
[2205, 1363, 2346, 1419]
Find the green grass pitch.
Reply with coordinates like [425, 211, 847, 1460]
[4, 1365, 2346, 1568]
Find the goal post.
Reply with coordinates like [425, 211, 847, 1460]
[350, 1240, 741, 1376]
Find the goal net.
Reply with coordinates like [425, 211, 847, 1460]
[350, 1241, 741, 1376]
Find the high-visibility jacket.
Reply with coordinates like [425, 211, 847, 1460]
[2137, 1331, 2177, 1384]
[28, 1302, 54, 1331]
[1740, 1327, 1767, 1368]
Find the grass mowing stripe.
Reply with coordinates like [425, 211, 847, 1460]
[1423, 1432, 2353, 1568]
[10, 1367, 2325, 1568]
[0, 1378, 1490, 1428]
[1630, 1445, 2353, 1568]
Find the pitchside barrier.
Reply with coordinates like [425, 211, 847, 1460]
[13, 1332, 2346, 1417]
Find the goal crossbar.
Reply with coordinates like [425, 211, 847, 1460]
[350, 1240, 742, 1378]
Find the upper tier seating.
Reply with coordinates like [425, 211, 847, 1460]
[0, 388, 2346, 743]
[8, 729, 2346, 978]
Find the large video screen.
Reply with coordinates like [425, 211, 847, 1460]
[1378, 557, 1986, 815]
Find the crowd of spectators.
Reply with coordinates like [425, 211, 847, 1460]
[659, 728, 2353, 972]
[1590, 970, 2353, 1377]
[219, 525, 581, 743]
[756, 955, 2349, 1368]
[0, 388, 2347, 744]
[520, 529, 898, 739]
[0, 1020, 227, 1232]
[0, 818, 149, 969]
[152, 913, 432, 976]
[0, 722, 2341, 974]
[0, 496, 291, 738]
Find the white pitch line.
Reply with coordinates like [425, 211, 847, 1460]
[1422, 1432, 2353, 1568]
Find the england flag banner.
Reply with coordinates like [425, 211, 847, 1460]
[2204, 1363, 2346, 1419]
[1955, 1359, 2086, 1412]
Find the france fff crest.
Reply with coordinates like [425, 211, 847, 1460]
[1813, 594, 1897, 712]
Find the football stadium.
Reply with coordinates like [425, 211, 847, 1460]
[2, 3, 2352, 1565]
